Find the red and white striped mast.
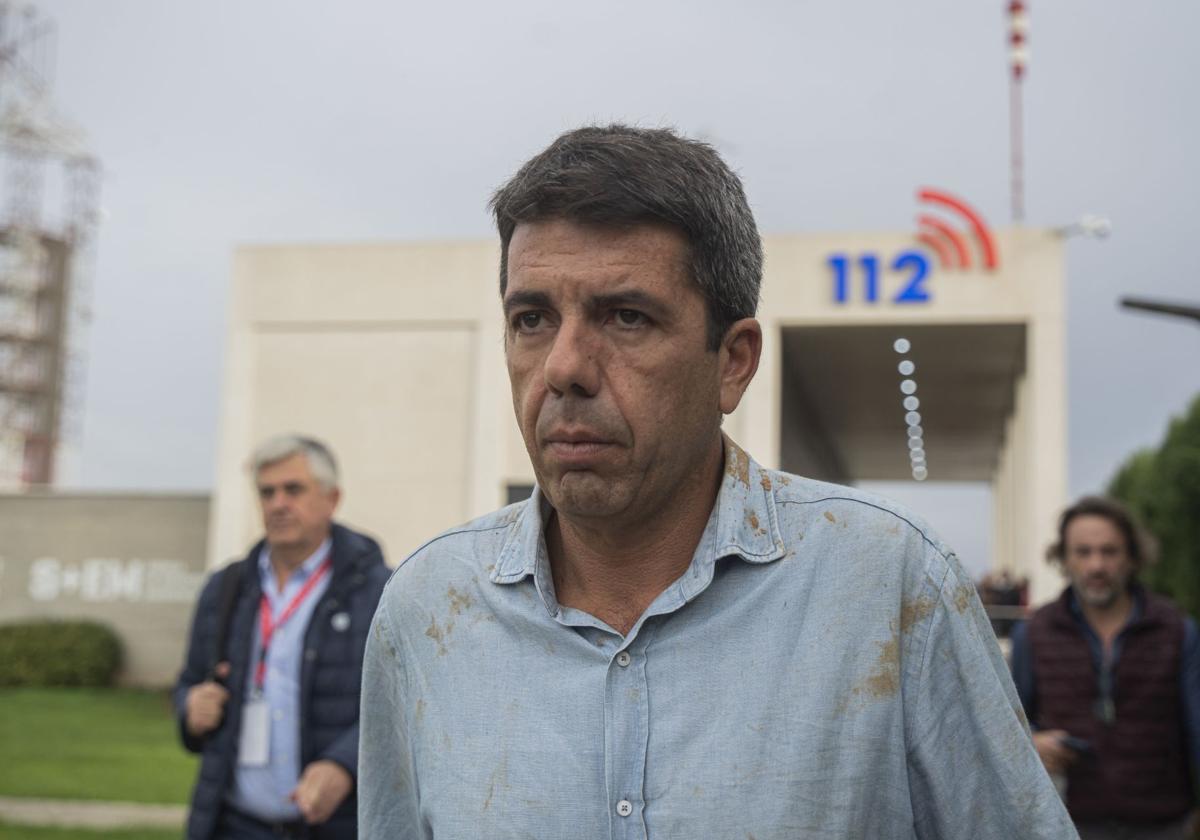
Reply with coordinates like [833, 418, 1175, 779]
[1008, 0, 1030, 223]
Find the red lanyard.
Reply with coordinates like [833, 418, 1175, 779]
[254, 556, 332, 692]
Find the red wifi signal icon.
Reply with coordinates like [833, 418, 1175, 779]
[915, 188, 1000, 271]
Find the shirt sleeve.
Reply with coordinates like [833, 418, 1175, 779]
[358, 596, 425, 839]
[1008, 619, 1038, 728]
[1180, 617, 1200, 791]
[905, 553, 1077, 840]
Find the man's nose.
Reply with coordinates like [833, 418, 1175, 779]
[543, 320, 600, 398]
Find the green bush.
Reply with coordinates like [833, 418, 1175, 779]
[0, 621, 123, 687]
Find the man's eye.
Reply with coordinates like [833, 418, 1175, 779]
[516, 312, 542, 330]
[615, 309, 645, 327]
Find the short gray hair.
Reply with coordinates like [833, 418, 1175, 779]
[250, 434, 339, 490]
[489, 124, 763, 351]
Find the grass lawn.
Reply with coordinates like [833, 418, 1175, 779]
[0, 824, 180, 840]
[0, 688, 197, 804]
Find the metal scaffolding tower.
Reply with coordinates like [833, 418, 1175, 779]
[0, 2, 98, 486]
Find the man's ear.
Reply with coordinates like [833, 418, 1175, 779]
[718, 318, 762, 415]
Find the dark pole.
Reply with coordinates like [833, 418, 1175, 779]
[1120, 297, 1200, 325]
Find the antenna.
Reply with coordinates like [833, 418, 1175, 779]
[0, 1, 100, 487]
[1008, 1, 1029, 223]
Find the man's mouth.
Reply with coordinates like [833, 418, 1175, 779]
[543, 431, 616, 462]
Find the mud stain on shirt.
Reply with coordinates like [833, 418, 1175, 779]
[746, 510, 766, 536]
[952, 584, 975, 614]
[426, 616, 450, 656]
[448, 585, 475, 616]
[900, 597, 936, 633]
[725, 439, 752, 487]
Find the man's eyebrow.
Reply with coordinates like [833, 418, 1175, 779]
[502, 290, 552, 316]
[503, 288, 673, 318]
[589, 290, 671, 318]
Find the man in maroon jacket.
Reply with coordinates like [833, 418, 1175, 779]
[1010, 496, 1200, 839]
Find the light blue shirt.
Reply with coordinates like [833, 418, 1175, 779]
[228, 537, 332, 821]
[360, 442, 1076, 839]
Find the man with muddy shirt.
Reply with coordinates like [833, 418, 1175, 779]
[359, 125, 1074, 838]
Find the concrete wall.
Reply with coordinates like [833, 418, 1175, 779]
[0, 492, 210, 687]
[209, 241, 510, 570]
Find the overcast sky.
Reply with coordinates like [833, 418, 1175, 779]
[29, 0, 1200, 570]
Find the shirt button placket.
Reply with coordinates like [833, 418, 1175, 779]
[606, 642, 648, 840]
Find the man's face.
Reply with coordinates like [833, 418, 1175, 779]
[256, 453, 339, 552]
[1063, 514, 1135, 609]
[503, 219, 733, 524]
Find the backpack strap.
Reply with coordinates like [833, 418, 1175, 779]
[208, 557, 251, 683]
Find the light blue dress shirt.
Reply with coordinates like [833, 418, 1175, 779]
[360, 442, 1076, 839]
[227, 538, 332, 821]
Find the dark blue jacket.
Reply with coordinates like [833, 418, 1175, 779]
[173, 523, 390, 840]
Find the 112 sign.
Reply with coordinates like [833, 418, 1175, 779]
[828, 251, 932, 304]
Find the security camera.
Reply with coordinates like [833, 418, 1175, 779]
[1077, 215, 1112, 239]
[1056, 214, 1112, 239]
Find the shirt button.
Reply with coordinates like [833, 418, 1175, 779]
[616, 651, 631, 667]
[616, 800, 633, 817]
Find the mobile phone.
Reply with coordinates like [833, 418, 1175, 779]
[1060, 735, 1093, 755]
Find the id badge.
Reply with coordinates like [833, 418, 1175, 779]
[238, 698, 270, 767]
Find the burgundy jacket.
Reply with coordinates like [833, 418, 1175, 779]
[1026, 587, 1192, 822]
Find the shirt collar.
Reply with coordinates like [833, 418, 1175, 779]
[490, 437, 788, 588]
[258, 536, 333, 591]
